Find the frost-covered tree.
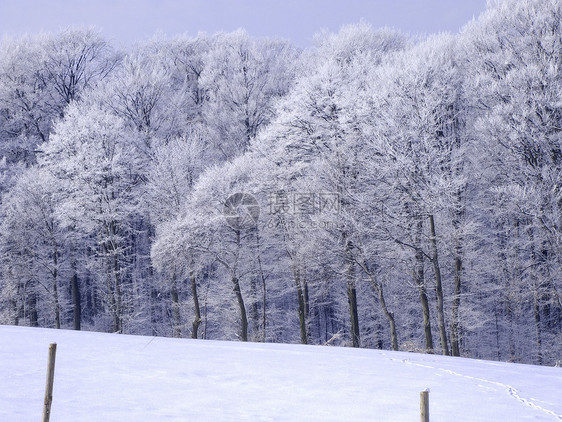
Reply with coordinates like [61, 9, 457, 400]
[252, 23, 408, 348]
[39, 102, 144, 333]
[153, 157, 262, 341]
[146, 127, 210, 337]
[463, 0, 562, 364]
[41, 28, 118, 117]
[0, 29, 116, 163]
[200, 30, 298, 160]
[366, 33, 480, 355]
[0, 168, 70, 328]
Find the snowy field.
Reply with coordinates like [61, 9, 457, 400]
[1, 325, 561, 421]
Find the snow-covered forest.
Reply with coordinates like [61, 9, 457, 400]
[0, 0, 560, 365]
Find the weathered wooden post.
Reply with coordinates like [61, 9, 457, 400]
[420, 388, 430, 422]
[42, 343, 57, 422]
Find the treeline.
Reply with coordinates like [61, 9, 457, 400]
[0, 0, 560, 365]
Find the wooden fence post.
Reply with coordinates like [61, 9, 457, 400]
[42, 343, 57, 422]
[420, 388, 430, 422]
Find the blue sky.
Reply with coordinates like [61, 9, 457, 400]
[0, 0, 488, 47]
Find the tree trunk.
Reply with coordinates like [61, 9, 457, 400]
[345, 239, 360, 348]
[450, 254, 462, 356]
[190, 270, 202, 339]
[104, 240, 123, 334]
[293, 266, 308, 345]
[170, 274, 181, 338]
[250, 274, 259, 340]
[262, 276, 267, 342]
[414, 219, 433, 352]
[232, 229, 248, 341]
[528, 230, 543, 365]
[11, 297, 19, 326]
[450, 185, 464, 357]
[112, 251, 123, 333]
[371, 274, 398, 350]
[303, 281, 310, 335]
[29, 290, 39, 327]
[281, 216, 309, 345]
[533, 292, 543, 365]
[254, 229, 267, 342]
[232, 276, 248, 341]
[358, 259, 399, 351]
[71, 256, 81, 331]
[216, 228, 248, 342]
[374, 319, 384, 350]
[52, 249, 61, 329]
[376, 283, 398, 351]
[347, 284, 360, 348]
[428, 215, 449, 356]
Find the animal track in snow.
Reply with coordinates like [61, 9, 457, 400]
[388, 355, 562, 421]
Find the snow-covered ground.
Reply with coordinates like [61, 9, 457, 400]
[1, 325, 560, 421]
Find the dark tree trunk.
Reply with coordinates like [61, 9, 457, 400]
[533, 293, 543, 365]
[29, 291, 39, 327]
[170, 274, 181, 338]
[414, 219, 433, 352]
[254, 229, 267, 342]
[111, 251, 123, 334]
[450, 188, 464, 357]
[103, 220, 123, 334]
[11, 297, 19, 326]
[345, 239, 360, 348]
[294, 266, 308, 345]
[359, 260, 399, 351]
[232, 276, 248, 341]
[52, 249, 61, 329]
[528, 230, 543, 365]
[376, 283, 398, 351]
[429, 215, 449, 356]
[347, 284, 360, 348]
[190, 270, 202, 339]
[250, 275, 259, 340]
[71, 259, 81, 330]
[450, 254, 462, 356]
[215, 228, 248, 342]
